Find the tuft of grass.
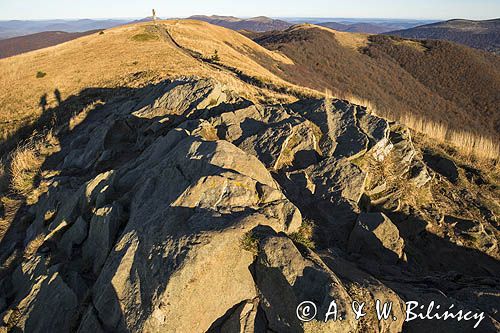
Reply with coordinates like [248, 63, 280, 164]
[69, 100, 104, 131]
[36, 71, 46, 78]
[8, 131, 59, 201]
[9, 142, 43, 197]
[24, 233, 45, 259]
[131, 33, 159, 42]
[241, 231, 259, 255]
[289, 221, 315, 249]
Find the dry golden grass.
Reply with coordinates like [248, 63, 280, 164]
[23, 233, 45, 259]
[397, 113, 499, 161]
[296, 23, 369, 50]
[341, 94, 499, 162]
[68, 99, 104, 131]
[7, 130, 59, 202]
[168, 19, 294, 76]
[9, 142, 43, 196]
[0, 20, 303, 142]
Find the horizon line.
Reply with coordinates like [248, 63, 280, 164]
[1, 15, 498, 22]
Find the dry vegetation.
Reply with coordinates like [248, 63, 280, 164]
[398, 113, 499, 161]
[252, 25, 500, 144]
[9, 142, 43, 196]
[0, 20, 305, 145]
[0, 19, 497, 196]
[347, 95, 500, 162]
[7, 131, 59, 203]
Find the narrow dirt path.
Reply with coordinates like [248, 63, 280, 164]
[152, 24, 314, 99]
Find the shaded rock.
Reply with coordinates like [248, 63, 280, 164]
[206, 299, 263, 333]
[388, 124, 416, 170]
[76, 135, 302, 332]
[423, 151, 459, 183]
[82, 203, 124, 275]
[348, 213, 405, 264]
[238, 118, 319, 170]
[320, 252, 406, 333]
[211, 105, 265, 142]
[409, 160, 432, 188]
[442, 215, 479, 233]
[357, 107, 393, 161]
[59, 216, 88, 257]
[132, 78, 234, 119]
[291, 99, 369, 159]
[5, 272, 78, 333]
[253, 229, 358, 332]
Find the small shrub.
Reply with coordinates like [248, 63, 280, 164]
[241, 231, 259, 255]
[99, 31, 105, 35]
[211, 49, 220, 62]
[289, 221, 315, 249]
[36, 71, 46, 79]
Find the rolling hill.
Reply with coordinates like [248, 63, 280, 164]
[387, 18, 500, 54]
[188, 15, 293, 31]
[0, 19, 306, 146]
[0, 30, 100, 59]
[0, 19, 129, 39]
[251, 24, 500, 139]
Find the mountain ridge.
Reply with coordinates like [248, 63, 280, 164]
[250, 24, 500, 139]
[187, 15, 293, 31]
[386, 18, 500, 53]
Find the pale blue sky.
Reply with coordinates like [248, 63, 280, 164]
[0, 0, 498, 20]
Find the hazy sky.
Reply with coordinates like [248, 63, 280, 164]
[0, 0, 498, 20]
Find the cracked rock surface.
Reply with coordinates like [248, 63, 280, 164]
[0, 78, 498, 332]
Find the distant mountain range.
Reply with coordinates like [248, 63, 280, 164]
[287, 18, 438, 31]
[187, 15, 292, 32]
[318, 22, 395, 34]
[1, 16, 498, 60]
[0, 19, 130, 39]
[387, 19, 500, 54]
[0, 30, 100, 59]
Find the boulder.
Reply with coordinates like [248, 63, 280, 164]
[423, 151, 459, 183]
[348, 213, 405, 264]
[76, 135, 302, 332]
[253, 229, 358, 333]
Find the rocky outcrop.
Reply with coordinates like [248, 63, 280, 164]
[348, 213, 405, 264]
[0, 77, 498, 332]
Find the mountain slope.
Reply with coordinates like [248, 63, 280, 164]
[251, 24, 500, 139]
[387, 19, 500, 54]
[0, 30, 100, 59]
[0, 20, 305, 146]
[188, 15, 293, 31]
[0, 20, 499, 332]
